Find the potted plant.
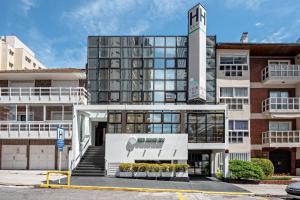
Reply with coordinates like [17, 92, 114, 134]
[174, 164, 189, 177]
[119, 163, 132, 177]
[147, 164, 160, 178]
[160, 164, 174, 177]
[133, 163, 147, 178]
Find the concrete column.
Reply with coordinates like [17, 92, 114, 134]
[210, 152, 215, 175]
[43, 105, 46, 121]
[223, 151, 230, 178]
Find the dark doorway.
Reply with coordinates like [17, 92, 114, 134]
[95, 122, 107, 146]
[269, 149, 291, 174]
[188, 150, 211, 176]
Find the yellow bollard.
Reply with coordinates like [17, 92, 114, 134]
[45, 171, 71, 187]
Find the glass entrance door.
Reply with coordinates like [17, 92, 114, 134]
[188, 151, 211, 176]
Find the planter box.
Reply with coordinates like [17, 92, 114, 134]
[119, 172, 132, 178]
[175, 172, 188, 177]
[259, 180, 295, 185]
[147, 172, 160, 178]
[161, 172, 174, 177]
[134, 172, 147, 178]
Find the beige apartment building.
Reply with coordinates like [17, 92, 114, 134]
[0, 36, 46, 71]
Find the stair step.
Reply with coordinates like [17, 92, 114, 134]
[73, 169, 104, 173]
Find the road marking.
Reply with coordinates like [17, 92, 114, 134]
[177, 192, 186, 200]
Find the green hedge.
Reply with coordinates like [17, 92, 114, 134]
[119, 163, 189, 173]
[229, 160, 264, 180]
[251, 158, 274, 177]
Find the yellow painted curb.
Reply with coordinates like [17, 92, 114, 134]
[39, 184, 254, 196]
[177, 192, 186, 200]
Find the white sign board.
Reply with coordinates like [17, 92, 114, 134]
[188, 4, 207, 101]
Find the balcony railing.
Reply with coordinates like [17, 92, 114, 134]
[0, 87, 88, 104]
[262, 97, 300, 113]
[261, 65, 300, 83]
[0, 122, 72, 139]
[262, 131, 300, 147]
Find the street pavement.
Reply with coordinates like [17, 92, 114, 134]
[0, 186, 285, 200]
[56, 176, 248, 193]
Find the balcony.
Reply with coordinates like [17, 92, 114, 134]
[0, 122, 72, 139]
[0, 87, 88, 104]
[261, 65, 300, 84]
[262, 97, 300, 115]
[262, 131, 300, 147]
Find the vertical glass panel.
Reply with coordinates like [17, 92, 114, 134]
[88, 48, 98, 58]
[154, 92, 164, 101]
[143, 81, 153, 90]
[99, 59, 110, 68]
[110, 48, 121, 58]
[122, 48, 132, 58]
[144, 59, 154, 68]
[110, 81, 120, 90]
[166, 70, 175, 79]
[154, 59, 164, 68]
[143, 69, 154, 80]
[166, 81, 175, 90]
[166, 48, 176, 58]
[155, 37, 165, 46]
[132, 69, 142, 80]
[177, 81, 187, 90]
[144, 92, 153, 101]
[177, 59, 186, 68]
[176, 48, 187, 57]
[88, 36, 98, 47]
[46, 106, 62, 121]
[154, 81, 164, 90]
[155, 48, 164, 57]
[99, 48, 109, 58]
[177, 69, 187, 79]
[111, 59, 120, 68]
[110, 37, 121, 46]
[166, 59, 175, 68]
[99, 37, 109, 46]
[154, 69, 165, 79]
[143, 48, 154, 57]
[132, 48, 142, 57]
[0, 105, 16, 121]
[143, 37, 154, 46]
[176, 37, 187, 46]
[132, 59, 142, 68]
[99, 69, 109, 80]
[132, 80, 142, 90]
[166, 37, 176, 46]
[28, 106, 43, 121]
[88, 59, 98, 69]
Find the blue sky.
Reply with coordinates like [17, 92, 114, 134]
[1, 0, 300, 68]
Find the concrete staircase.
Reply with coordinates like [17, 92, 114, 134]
[72, 146, 105, 176]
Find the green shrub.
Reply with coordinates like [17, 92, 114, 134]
[251, 158, 274, 177]
[147, 164, 160, 172]
[160, 164, 174, 172]
[229, 160, 264, 180]
[119, 163, 132, 172]
[216, 169, 223, 180]
[132, 163, 147, 172]
[174, 164, 189, 172]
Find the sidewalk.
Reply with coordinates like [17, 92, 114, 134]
[234, 184, 287, 196]
[0, 170, 62, 186]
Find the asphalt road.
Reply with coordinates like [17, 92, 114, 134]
[0, 186, 285, 200]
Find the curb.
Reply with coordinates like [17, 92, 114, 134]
[0, 182, 38, 188]
[39, 184, 254, 196]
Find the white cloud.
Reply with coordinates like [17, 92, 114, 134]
[63, 0, 186, 35]
[224, 0, 266, 10]
[20, 0, 35, 15]
[260, 27, 290, 43]
[255, 22, 264, 27]
[27, 28, 85, 67]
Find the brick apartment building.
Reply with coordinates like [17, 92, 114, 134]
[217, 36, 300, 175]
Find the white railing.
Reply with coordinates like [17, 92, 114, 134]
[262, 97, 300, 113]
[0, 122, 72, 139]
[261, 65, 300, 82]
[0, 87, 88, 104]
[262, 131, 300, 146]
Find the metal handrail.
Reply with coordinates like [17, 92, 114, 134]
[0, 122, 72, 133]
[262, 97, 300, 112]
[262, 130, 300, 144]
[0, 87, 89, 99]
[262, 64, 300, 81]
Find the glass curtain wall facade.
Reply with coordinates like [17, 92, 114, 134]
[87, 36, 222, 143]
[87, 36, 188, 104]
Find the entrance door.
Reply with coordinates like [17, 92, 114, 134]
[188, 151, 211, 176]
[269, 149, 291, 174]
[95, 122, 107, 146]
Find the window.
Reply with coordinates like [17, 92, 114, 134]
[219, 54, 248, 77]
[269, 91, 288, 98]
[229, 120, 249, 143]
[269, 121, 291, 131]
[9, 62, 13, 68]
[25, 56, 31, 63]
[9, 49, 14, 56]
[220, 87, 248, 110]
[268, 60, 290, 65]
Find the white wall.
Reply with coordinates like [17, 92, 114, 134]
[105, 134, 188, 163]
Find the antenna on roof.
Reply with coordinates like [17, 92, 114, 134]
[297, 37, 300, 43]
[240, 32, 248, 43]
